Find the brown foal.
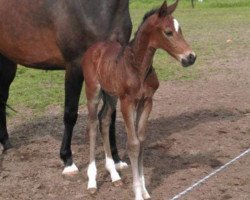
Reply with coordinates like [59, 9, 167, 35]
[82, 1, 196, 199]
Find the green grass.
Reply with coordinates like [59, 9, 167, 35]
[8, 0, 250, 113]
[8, 68, 87, 114]
[8, 69, 65, 110]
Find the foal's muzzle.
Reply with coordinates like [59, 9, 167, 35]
[181, 53, 196, 67]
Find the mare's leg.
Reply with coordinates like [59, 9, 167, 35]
[120, 97, 143, 200]
[86, 85, 102, 194]
[61, 66, 83, 175]
[98, 93, 122, 185]
[0, 55, 17, 152]
[136, 98, 153, 199]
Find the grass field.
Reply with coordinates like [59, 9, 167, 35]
[8, 0, 250, 113]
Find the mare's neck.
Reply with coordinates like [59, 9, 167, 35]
[129, 28, 156, 80]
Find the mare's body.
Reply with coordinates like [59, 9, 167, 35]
[82, 1, 196, 199]
[0, 0, 132, 173]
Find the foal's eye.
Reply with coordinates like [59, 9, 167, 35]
[164, 30, 173, 37]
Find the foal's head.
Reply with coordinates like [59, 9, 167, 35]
[142, 0, 196, 67]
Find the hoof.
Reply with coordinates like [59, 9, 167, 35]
[115, 161, 128, 171]
[112, 179, 123, 187]
[143, 193, 151, 199]
[88, 188, 97, 195]
[62, 163, 79, 176]
[135, 196, 144, 200]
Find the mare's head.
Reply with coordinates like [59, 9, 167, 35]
[142, 0, 196, 67]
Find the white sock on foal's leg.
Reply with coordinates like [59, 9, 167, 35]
[105, 156, 121, 182]
[141, 175, 150, 199]
[115, 160, 129, 171]
[87, 161, 97, 190]
[134, 181, 144, 200]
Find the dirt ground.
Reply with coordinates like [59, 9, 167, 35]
[1, 50, 250, 199]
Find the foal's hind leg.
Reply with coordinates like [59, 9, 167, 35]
[99, 95, 128, 171]
[109, 110, 128, 170]
[98, 93, 122, 186]
[0, 55, 17, 152]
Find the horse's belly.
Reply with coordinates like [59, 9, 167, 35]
[0, 0, 65, 69]
[0, 29, 65, 68]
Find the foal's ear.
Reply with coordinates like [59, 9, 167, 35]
[158, 1, 168, 17]
[167, 0, 179, 15]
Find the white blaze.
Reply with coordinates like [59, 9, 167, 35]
[173, 19, 180, 32]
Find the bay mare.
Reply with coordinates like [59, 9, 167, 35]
[0, 0, 132, 174]
[82, 1, 196, 199]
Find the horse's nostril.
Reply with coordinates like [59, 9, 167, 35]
[181, 53, 196, 67]
[189, 53, 196, 63]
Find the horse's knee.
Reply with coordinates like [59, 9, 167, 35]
[100, 116, 111, 129]
[87, 117, 98, 138]
[98, 104, 113, 133]
[127, 139, 140, 157]
[138, 133, 146, 143]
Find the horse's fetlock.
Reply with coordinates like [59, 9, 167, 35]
[60, 149, 72, 161]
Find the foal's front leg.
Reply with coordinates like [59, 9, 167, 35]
[136, 98, 153, 199]
[86, 86, 101, 194]
[121, 97, 143, 200]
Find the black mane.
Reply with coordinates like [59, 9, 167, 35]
[129, 8, 159, 45]
[142, 8, 159, 23]
[115, 8, 159, 60]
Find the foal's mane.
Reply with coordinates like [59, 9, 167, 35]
[129, 8, 159, 45]
[117, 8, 159, 61]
